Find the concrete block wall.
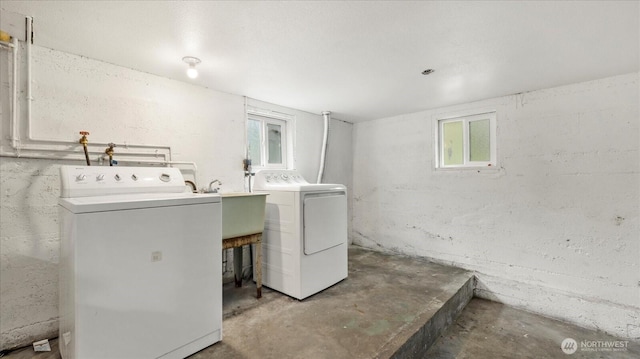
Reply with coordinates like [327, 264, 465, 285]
[352, 73, 639, 339]
[0, 45, 352, 349]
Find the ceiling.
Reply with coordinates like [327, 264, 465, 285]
[1, 1, 638, 123]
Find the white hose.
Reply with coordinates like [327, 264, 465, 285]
[316, 111, 330, 183]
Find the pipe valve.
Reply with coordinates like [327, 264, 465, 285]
[79, 131, 91, 166]
[79, 131, 90, 145]
[105, 142, 116, 166]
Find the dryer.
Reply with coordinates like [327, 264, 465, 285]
[252, 170, 348, 300]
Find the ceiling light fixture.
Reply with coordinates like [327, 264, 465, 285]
[422, 69, 435, 75]
[182, 56, 201, 79]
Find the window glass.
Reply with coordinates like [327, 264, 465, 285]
[246, 113, 288, 169]
[436, 111, 496, 169]
[247, 119, 262, 166]
[469, 119, 490, 162]
[443, 121, 464, 166]
[267, 123, 283, 164]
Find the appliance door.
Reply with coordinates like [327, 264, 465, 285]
[68, 201, 221, 359]
[303, 192, 347, 255]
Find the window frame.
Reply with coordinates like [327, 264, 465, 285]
[435, 111, 497, 170]
[246, 111, 291, 170]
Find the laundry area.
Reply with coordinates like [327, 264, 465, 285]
[5, 248, 640, 359]
[0, 1, 638, 359]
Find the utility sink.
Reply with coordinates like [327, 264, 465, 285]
[221, 193, 268, 239]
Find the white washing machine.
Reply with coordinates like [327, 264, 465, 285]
[252, 169, 348, 300]
[58, 166, 222, 359]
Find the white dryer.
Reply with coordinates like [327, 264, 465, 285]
[252, 170, 348, 300]
[58, 166, 222, 359]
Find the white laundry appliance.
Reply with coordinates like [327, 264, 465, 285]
[58, 166, 222, 359]
[252, 169, 348, 300]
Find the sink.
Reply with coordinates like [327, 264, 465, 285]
[221, 193, 268, 239]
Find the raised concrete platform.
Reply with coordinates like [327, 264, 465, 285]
[3, 246, 473, 359]
[191, 245, 475, 359]
[5, 246, 636, 359]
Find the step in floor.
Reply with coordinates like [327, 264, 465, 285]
[190, 246, 475, 359]
[426, 298, 640, 359]
[0, 246, 473, 359]
[9, 246, 636, 359]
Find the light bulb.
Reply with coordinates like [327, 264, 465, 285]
[187, 66, 198, 79]
[182, 56, 201, 79]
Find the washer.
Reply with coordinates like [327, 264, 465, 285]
[252, 169, 348, 300]
[58, 166, 222, 359]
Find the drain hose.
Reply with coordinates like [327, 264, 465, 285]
[317, 111, 330, 183]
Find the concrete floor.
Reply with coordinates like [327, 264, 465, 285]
[426, 298, 640, 359]
[3, 246, 638, 359]
[2, 246, 474, 359]
[190, 246, 475, 359]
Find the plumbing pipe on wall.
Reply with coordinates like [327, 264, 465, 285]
[25, 15, 32, 141]
[10, 37, 19, 149]
[18, 28, 173, 153]
[0, 19, 198, 179]
[316, 111, 330, 184]
[0, 36, 20, 148]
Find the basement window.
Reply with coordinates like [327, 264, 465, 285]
[435, 111, 496, 169]
[247, 113, 288, 169]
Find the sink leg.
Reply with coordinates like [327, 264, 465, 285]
[233, 246, 243, 287]
[256, 234, 262, 299]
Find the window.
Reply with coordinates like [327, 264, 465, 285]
[247, 113, 288, 169]
[436, 111, 496, 169]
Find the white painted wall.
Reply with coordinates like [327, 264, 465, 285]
[0, 45, 352, 349]
[352, 73, 640, 339]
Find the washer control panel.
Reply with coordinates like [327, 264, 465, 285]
[265, 173, 306, 184]
[253, 170, 309, 188]
[60, 166, 185, 198]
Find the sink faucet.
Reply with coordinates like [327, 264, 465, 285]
[208, 179, 222, 193]
[184, 180, 197, 193]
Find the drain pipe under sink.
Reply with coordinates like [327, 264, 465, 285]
[316, 111, 330, 184]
